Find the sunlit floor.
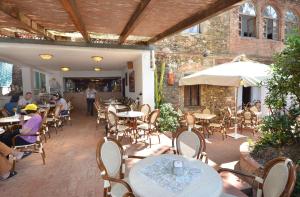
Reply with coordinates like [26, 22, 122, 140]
[0, 111, 255, 197]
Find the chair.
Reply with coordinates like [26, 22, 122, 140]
[202, 108, 211, 114]
[241, 110, 257, 135]
[176, 107, 186, 126]
[108, 105, 117, 114]
[137, 104, 151, 125]
[123, 192, 135, 197]
[172, 126, 208, 163]
[95, 102, 106, 126]
[60, 101, 72, 125]
[47, 105, 62, 134]
[185, 113, 202, 130]
[106, 111, 131, 142]
[96, 137, 144, 197]
[12, 126, 46, 171]
[40, 108, 50, 142]
[227, 107, 238, 127]
[209, 115, 228, 140]
[219, 157, 297, 197]
[137, 109, 160, 148]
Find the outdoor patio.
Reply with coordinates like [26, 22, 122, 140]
[0, 111, 254, 197]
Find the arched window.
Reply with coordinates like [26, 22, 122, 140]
[239, 2, 256, 37]
[263, 5, 279, 40]
[285, 10, 298, 39]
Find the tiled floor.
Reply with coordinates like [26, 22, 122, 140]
[0, 112, 255, 197]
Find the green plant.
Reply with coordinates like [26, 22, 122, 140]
[158, 103, 179, 132]
[255, 34, 300, 149]
[154, 62, 166, 108]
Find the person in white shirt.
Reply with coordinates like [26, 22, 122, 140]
[18, 92, 32, 108]
[86, 84, 97, 116]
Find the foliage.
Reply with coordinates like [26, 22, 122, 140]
[154, 62, 166, 108]
[255, 34, 300, 148]
[158, 103, 179, 132]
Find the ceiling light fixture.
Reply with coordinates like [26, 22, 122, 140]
[91, 56, 103, 62]
[94, 67, 101, 72]
[39, 54, 53, 60]
[61, 67, 70, 72]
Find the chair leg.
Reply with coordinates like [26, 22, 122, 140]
[157, 133, 161, 144]
[149, 135, 152, 148]
[41, 148, 46, 164]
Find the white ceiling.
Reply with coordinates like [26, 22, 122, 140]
[0, 43, 145, 71]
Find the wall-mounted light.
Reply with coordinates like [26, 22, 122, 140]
[61, 67, 70, 71]
[91, 56, 103, 62]
[39, 54, 53, 60]
[94, 67, 101, 72]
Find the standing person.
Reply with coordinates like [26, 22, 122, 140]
[86, 84, 97, 116]
[18, 92, 33, 108]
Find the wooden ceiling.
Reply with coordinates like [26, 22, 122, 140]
[0, 0, 242, 45]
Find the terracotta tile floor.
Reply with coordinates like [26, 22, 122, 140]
[0, 112, 256, 197]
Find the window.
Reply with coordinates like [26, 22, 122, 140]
[0, 61, 13, 95]
[184, 85, 200, 106]
[34, 71, 46, 93]
[239, 2, 256, 37]
[182, 24, 201, 34]
[285, 10, 298, 39]
[263, 5, 279, 40]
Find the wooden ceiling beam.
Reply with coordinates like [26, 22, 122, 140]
[0, 2, 55, 40]
[147, 0, 242, 44]
[119, 0, 154, 44]
[59, 0, 90, 43]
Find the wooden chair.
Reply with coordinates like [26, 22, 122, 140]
[123, 192, 135, 197]
[106, 111, 131, 142]
[137, 109, 160, 148]
[12, 126, 46, 171]
[137, 104, 151, 125]
[47, 105, 62, 134]
[209, 115, 228, 140]
[40, 108, 50, 142]
[241, 110, 257, 135]
[176, 107, 186, 126]
[219, 157, 297, 197]
[172, 126, 208, 163]
[96, 137, 144, 197]
[95, 102, 106, 126]
[60, 101, 72, 126]
[185, 113, 203, 130]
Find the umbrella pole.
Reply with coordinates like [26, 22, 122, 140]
[234, 87, 238, 139]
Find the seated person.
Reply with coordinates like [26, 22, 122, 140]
[4, 94, 20, 116]
[0, 104, 42, 147]
[52, 93, 69, 115]
[0, 142, 24, 180]
[18, 92, 33, 108]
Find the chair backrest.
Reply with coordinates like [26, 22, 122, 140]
[96, 137, 124, 178]
[177, 108, 184, 117]
[261, 157, 296, 197]
[202, 108, 211, 114]
[174, 127, 206, 159]
[243, 111, 253, 123]
[107, 111, 117, 127]
[123, 192, 135, 197]
[53, 105, 61, 117]
[140, 104, 151, 116]
[148, 109, 160, 124]
[250, 106, 258, 113]
[41, 108, 50, 124]
[227, 107, 233, 116]
[185, 113, 195, 127]
[108, 105, 117, 114]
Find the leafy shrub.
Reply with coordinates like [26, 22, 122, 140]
[158, 103, 179, 132]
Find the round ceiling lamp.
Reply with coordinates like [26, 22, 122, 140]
[39, 54, 53, 60]
[61, 67, 70, 72]
[94, 67, 101, 72]
[91, 56, 103, 62]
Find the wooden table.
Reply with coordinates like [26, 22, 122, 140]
[193, 113, 216, 137]
[129, 154, 222, 197]
[117, 111, 144, 142]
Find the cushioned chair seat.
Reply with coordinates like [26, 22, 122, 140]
[111, 125, 129, 132]
[110, 178, 130, 197]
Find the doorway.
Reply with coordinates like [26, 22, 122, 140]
[242, 87, 251, 107]
[122, 78, 125, 97]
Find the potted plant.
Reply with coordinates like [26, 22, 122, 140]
[158, 103, 180, 138]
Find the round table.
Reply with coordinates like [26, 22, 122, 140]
[104, 102, 123, 105]
[129, 154, 223, 197]
[115, 105, 128, 111]
[117, 111, 144, 142]
[0, 115, 31, 124]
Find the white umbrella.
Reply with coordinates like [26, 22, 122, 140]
[179, 56, 271, 139]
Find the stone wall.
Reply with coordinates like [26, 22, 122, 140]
[154, 0, 298, 113]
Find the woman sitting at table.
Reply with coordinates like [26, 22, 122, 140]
[52, 93, 69, 115]
[0, 142, 24, 180]
[4, 94, 20, 116]
[0, 104, 42, 147]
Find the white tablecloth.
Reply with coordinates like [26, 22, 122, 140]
[117, 111, 144, 118]
[0, 115, 31, 124]
[129, 154, 222, 197]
